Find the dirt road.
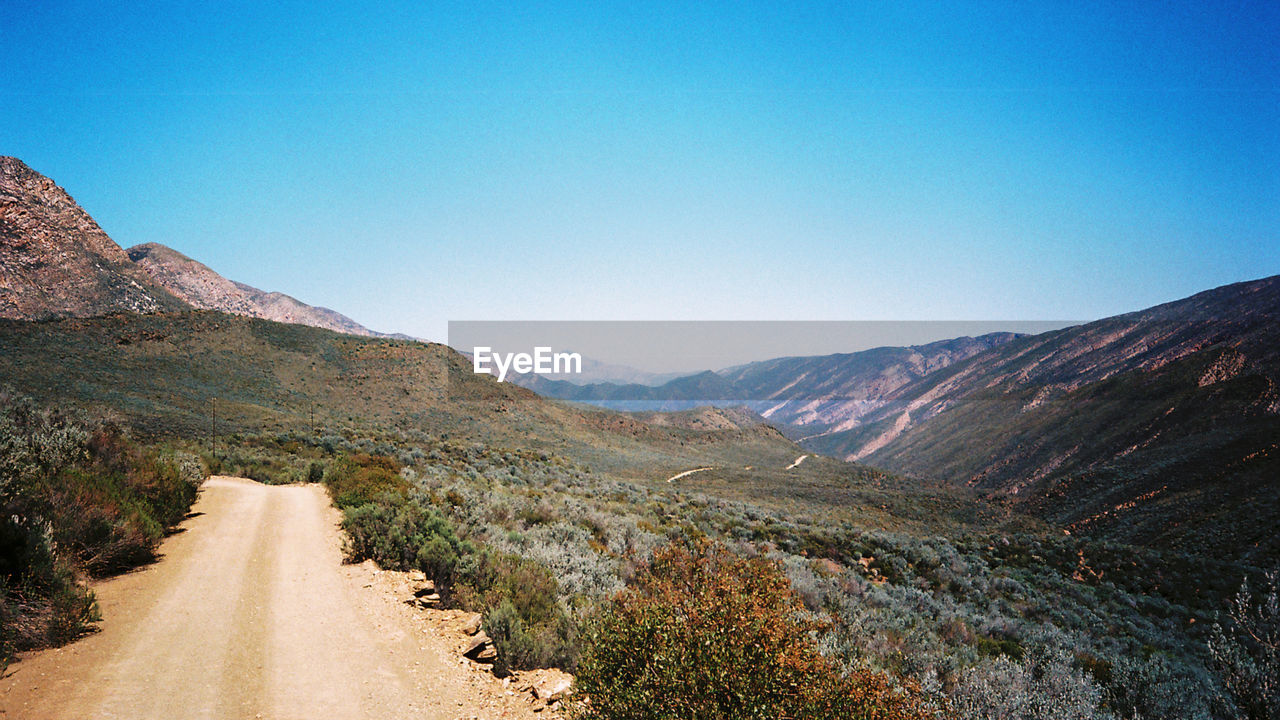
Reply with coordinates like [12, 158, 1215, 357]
[0, 476, 533, 720]
[665, 466, 714, 483]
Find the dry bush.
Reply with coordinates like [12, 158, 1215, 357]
[573, 536, 934, 720]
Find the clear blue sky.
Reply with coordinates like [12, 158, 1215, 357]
[2, 1, 1277, 340]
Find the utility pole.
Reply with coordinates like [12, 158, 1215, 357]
[211, 397, 217, 452]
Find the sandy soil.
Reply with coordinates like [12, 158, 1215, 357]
[0, 476, 569, 720]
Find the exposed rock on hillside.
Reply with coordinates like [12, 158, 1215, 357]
[817, 275, 1280, 562]
[0, 156, 400, 338]
[517, 334, 1018, 427]
[721, 334, 1020, 428]
[127, 242, 390, 338]
[0, 157, 185, 319]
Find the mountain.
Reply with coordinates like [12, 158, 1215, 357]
[518, 369, 740, 411]
[126, 242, 397, 338]
[512, 277, 1280, 562]
[515, 334, 1019, 422]
[7, 155, 1274, 562]
[0, 156, 405, 339]
[718, 334, 1020, 430]
[0, 157, 185, 319]
[810, 276, 1280, 562]
[0, 308, 991, 537]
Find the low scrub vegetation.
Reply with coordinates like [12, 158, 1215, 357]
[204, 432, 334, 485]
[223, 426, 1264, 719]
[574, 536, 933, 719]
[1207, 571, 1279, 719]
[0, 390, 204, 665]
[327, 452, 574, 674]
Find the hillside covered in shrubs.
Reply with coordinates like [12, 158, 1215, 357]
[0, 390, 204, 666]
[215, 426, 1277, 720]
[1, 311, 1274, 718]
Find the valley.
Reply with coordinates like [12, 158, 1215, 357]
[514, 277, 1280, 566]
[1, 155, 1276, 719]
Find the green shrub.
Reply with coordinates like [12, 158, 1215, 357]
[518, 504, 558, 527]
[0, 391, 201, 665]
[325, 453, 408, 508]
[974, 634, 1024, 661]
[243, 464, 277, 485]
[341, 496, 469, 575]
[307, 461, 324, 483]
[573, 536, 933, 720]
[459, 549, 575, 671]
[338, 489, 573, 672]
[200, 449, 223, 475]
[484, 598, 554, 675]
[417, 535, 460, 587]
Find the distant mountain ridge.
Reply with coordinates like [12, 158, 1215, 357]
[518, 369, 738, 407]
[0, 156, 186, 319]
[514, 333, 1019, 426]
[126, 242, 399, 338]
[719, 334, 1020, 429]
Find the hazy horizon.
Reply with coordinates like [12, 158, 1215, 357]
[449, 320, 1079, 375]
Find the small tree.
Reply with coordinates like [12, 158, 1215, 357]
[1208, 571, 1279, 720]
[573, 536, 932, 720]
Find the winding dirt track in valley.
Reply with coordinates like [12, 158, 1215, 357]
[0, 476, 546, 720]
[665, 466, 714, 483]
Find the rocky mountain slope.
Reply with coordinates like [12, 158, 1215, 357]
[719, 334, 1019, 429]
[0, 157, 185, 319]
[815, 276, 1280, 562]
[518, 334, 1018, 423]
[127, 242, 391, 338]
[0, 156, 398, 338]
